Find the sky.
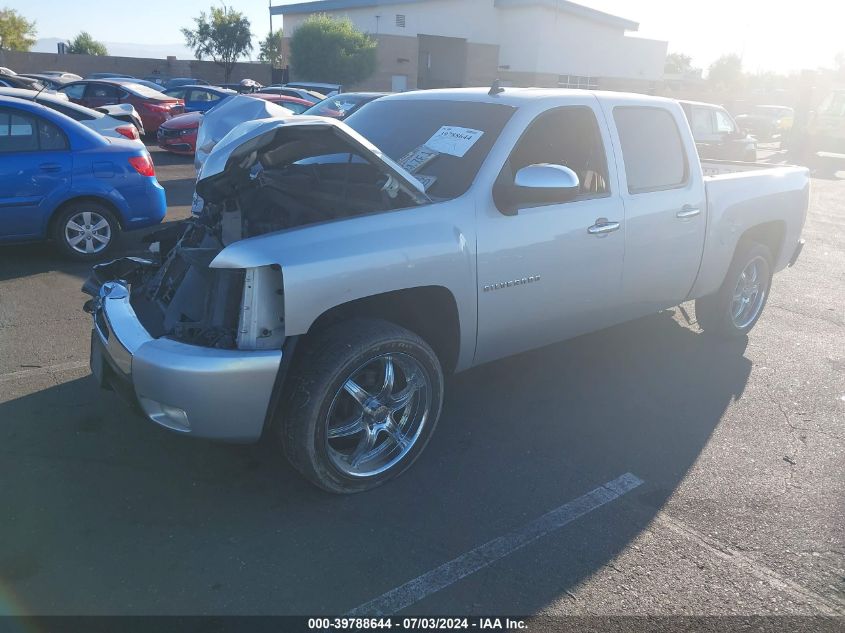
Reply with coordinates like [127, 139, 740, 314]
[11, 0, 845, 74]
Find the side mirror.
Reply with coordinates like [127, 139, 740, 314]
[509, 163, 580, 207]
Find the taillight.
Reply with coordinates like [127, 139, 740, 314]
[129, 153, 155, 177]
[115, 125, 139, 140]
[142, 102, 171, 113]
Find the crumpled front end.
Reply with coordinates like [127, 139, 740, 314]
[84, 221, 286, 442]
[85, 112, 429, 441]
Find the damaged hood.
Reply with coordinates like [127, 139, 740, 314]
[196, 115, 428, 202]
[194, 94, 294, 172]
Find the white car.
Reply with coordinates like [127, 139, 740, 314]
[39, 70, 84, 82]
[0, 88, 143, 142]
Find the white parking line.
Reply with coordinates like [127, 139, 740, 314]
[347, 472, 644, 616]
[0, 360, 89, 384]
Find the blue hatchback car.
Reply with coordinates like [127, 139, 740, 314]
[162, 85, 235, 113]
[0, 96, 166, 260]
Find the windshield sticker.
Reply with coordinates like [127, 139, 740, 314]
[415, 174, 438, 191]
[398, 145, 440, 173]
[424, 126, 484, 157]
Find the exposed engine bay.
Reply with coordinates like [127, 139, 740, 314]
[196, 124, 418, 244]
[86, 121, 423, 351]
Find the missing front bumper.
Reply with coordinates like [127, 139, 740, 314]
[88, 279, 282, 442]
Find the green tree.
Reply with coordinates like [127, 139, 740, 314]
[290, 14, 376, 85]
[259, 30, 285, 68]
[0, 7, 36, 51]
[707, 53, 744, 91]
[664, 52, 693, 75]
[182, 5, 253, 83]
[66, 31, 108, 56]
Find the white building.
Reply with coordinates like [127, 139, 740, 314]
[272, 0, 668, 92]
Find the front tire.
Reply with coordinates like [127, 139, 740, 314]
[52, 201, 120, 261]
[279, 319, 444, 493]
[695, 241, 773, 337]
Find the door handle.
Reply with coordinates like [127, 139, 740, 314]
[39, 163, 62, 173]
[676, 205, 701, 219]
[587, 218, 621, 236]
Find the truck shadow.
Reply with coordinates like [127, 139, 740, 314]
[0, 309, 750, 614]
[0, 218, 189, 284]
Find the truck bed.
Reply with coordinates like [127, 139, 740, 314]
[689, 159, 810, 301]
[701, 159, 794, 177]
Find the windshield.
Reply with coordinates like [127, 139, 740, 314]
[345, 99, 515, 199]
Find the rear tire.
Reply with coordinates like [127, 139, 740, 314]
[52, 201, 120, 261]
[695, 241, 773, 337]
[279, 319, 444, 494]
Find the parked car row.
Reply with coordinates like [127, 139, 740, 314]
[156, 91, 382, 157]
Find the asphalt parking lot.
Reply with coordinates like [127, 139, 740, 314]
[0, 143, 843, 617]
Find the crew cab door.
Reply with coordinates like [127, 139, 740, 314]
[603, 102, 706, 313]
[0, 108, 72, 240]
[474, 103, 626, 365]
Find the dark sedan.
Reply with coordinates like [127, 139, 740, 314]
[162, 85, 235, 113]
[679, 100, 757, 162]
[736, 105, 794, 141]
[18, 73, 70, 90]
[0, 72, 43, 90]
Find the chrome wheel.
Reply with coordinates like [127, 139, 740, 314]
[326, 353, 431, 478]
[731, 255, 767, 329]
[64, 211, 111, 255]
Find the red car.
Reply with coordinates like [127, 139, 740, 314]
[249, 93, 314, 113]
[157, 111, 200, 155]
[158, 95, 316, 156]
[58, 80, 184, 134]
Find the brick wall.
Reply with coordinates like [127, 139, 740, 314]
[0, 50, 272, 85]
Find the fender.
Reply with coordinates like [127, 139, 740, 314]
[210, 197, 479, 371]
[689, 166, 810, 300]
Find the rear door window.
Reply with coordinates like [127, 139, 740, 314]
[85, 83, 120, 100]
[60, 83, 86, 100]
[38, 119, 69, 150]
[614, 106, 688, 194]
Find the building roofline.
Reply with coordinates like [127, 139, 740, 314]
[494, 0, 637, 30]
[271, 0, 427, 16]
[271, 0, 639, 31]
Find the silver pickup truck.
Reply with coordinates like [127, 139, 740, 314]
[85, 88, 809, 493]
